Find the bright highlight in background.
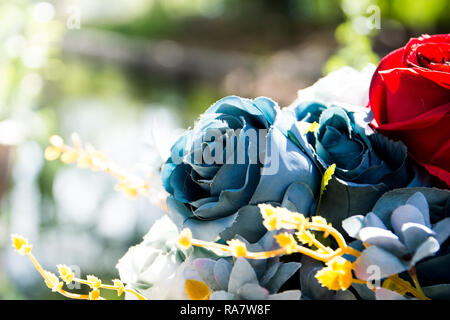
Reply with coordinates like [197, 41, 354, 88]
[33, 2, 55, 23]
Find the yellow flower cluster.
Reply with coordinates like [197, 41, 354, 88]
[259, 204, 348, 257]
[10, 234, 145, 300]
[11, 234, 32, 255]
[315, 256, 354, 291]
[175, 204, 368, 294]
[274, 233, 297, 254]
[44, 133, 149, 199]
[57, 264, 74, 284]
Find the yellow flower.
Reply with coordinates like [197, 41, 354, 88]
[227, 239, 247, 257]
[114, 182, 139, 198]
[77, 152, 93, 168]
[44, 271, 64, 292]
[315, 256, 353, 291]
[185, 279, 211, 300]
[60, 150, 78, 164]
[274, 233, 297, 254]
[113, 279, 124, 296]
[89, 289, 101, 300]
[44, 146, 61, 161]
[177, 228, 193, 249]
[11, 234, 32, 255]
[292, 214, 308, 231]
[310, 216, 333, 237]
[87, 148, 107, 170]
[49, 135, 64, 148]
[57, 265, 74, 284]
[262, 215, 279, 231]
[259, 204, 280, 231]
[86, 275, 102, 289]
[259, 203, 277, 219]
[259, 204, 307, 231]
[295, 230, 315, 246]
[311, 216, 328, 225]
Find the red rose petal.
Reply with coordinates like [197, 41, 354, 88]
[377, 68, 450, 123]
[421, 162, 450, 188]
[368, 48, 406, 123]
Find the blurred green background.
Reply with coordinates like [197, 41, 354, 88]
[0, 0, 449, 299]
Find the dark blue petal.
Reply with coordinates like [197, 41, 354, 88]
[293, 101, 326, 123]
[194, 164, 260, 219]
[219, 205, 267, 243]
[264, 262, 301, 294]
[205, 96, 277, 129]
[261, 262, 281, 286]
[169, 163, 208, 203]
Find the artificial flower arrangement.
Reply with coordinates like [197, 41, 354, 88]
[12, 34, 450, 300]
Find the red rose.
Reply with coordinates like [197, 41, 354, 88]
[368, 34, 450, 187]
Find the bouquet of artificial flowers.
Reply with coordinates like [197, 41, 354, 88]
[12, 34, 450, 300]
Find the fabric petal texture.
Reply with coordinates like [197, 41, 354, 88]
[344, 190, 450, 285]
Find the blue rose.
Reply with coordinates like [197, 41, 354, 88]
[161, 96, 321, 242]
[281, 101, 430, 232]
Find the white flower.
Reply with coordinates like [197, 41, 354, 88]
[288, 64, 376, 109]
[116, 215, 201, 300]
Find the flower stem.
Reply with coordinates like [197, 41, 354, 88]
[408, 267, 430, 300]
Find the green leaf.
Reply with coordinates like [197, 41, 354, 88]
[296, 121, 320, 135]
[315, 164, 336, 215]
[320, 163, 336, 197]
